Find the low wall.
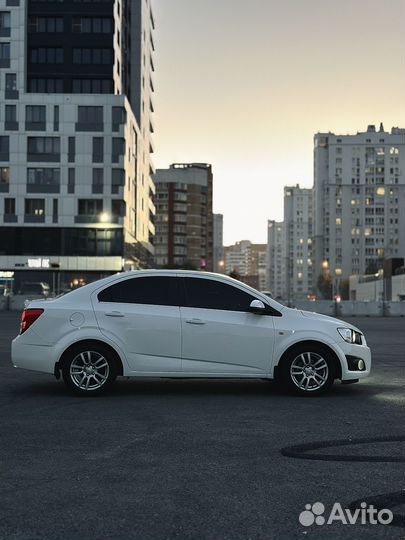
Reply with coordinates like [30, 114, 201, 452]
[8, 295, 45, 312]
[293, 300, 404, 317]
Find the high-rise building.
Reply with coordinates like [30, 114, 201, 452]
[314, 125, 405, 290]
[153, 163, 213, 270]
[0, 0, 155, 292]
[284, 184, 314, 302]
[213, 213, 224, 273]
[224, 240, 266, 290]
[266, 220, 286, 300]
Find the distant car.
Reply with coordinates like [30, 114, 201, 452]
[11, 270, 371, 396]
[19, 282, 50, 298]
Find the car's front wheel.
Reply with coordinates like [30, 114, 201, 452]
[279, 345, 335, 395]
[61, 344, 117, 396]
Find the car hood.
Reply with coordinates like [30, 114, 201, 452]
[299, 309, 361, 332]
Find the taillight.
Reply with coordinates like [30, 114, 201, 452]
[20, 309, 44, 334]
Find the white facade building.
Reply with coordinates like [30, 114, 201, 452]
[284, 185, 314, 302]
[213, 213, 224, 273]
[314, 124, 405, 286]
[266, 220, 286, 300]
[0, 0, 155, 293]
[224, 240, 266, 290]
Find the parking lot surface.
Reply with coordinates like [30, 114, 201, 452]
[0, 313, 404, 540]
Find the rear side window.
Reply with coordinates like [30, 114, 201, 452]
[183, 278, 255, 312]
[98, 276, 179, 306]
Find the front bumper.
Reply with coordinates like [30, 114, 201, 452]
[337, 341, 371, 380]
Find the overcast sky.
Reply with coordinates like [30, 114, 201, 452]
[152, 0, 405, 245]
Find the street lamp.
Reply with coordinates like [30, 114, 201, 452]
[99, 212, 110, 223]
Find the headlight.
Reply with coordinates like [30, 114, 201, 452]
[337, 327, 363, 344]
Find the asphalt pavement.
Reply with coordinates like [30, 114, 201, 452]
[0, 312, 404, 540]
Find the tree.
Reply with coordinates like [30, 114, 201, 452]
[365, 261, 378, 275]
[339, 279, 350, 300]
[317, 272, 332, 299]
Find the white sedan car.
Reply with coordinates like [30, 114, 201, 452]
[12, 270, 371, 396]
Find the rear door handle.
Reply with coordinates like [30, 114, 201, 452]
[185, 318, 205, 325]
[105, 311, 125, 317]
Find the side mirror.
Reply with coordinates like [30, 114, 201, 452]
[248, 299, 266, 314]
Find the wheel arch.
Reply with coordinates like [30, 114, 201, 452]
[56, 339, 124, 377]
[274, 340, 342, 380]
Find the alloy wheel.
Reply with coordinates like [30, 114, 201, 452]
[69, 350, 110, 391]
[290, 351, 329, 392]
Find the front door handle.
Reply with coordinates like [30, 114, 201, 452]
[105, 311, 125, 317]
[185, 318, 205, 325]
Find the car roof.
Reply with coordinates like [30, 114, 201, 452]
[56, 269, 285, 311]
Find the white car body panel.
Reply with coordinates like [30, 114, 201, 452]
[11, 270, 371, 386]
[180, 307, 274, 375]
[92, 299, 182, 372]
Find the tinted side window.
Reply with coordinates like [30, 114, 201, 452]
[98, 277, 179, 306]
[184, 278, 254, 311]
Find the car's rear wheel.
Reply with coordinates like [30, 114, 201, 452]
[61, 345, 117, 396]
[279, 345, 335, 395]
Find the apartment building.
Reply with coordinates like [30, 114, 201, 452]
[266, 220, 286, 300]
[0, 0, 156, 292]
[284, 184, 313, 301]
[213, 213, 224, 273]
[224, 240, 266, 290]
[153, 163, 213, 270]
[314, 124, 405, 287]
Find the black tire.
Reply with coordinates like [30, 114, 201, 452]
[278, 344, 336, 396]
[61, 344, 117, 396]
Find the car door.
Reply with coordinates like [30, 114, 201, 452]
[92, 275, 182, 373]
[180, 276, 275, 375]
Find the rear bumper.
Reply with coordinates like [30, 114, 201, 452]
[11, 337, 56, 375]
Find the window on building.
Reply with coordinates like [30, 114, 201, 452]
[76, 106, 103, 131]
[5, 73, 17, 99]
[27, 168, 60, 193]
[4, 197, 15, 215]
[112, 106, 126, 131]
[78, 199, 103, 215]
[0, 166, 9, 192]
[68, 168, 75, 194]
[52, 199, 58, 223]
[30, 47, 64, 64]
[92, 137, 103, 163]
[72, 17, 113, 33]
[68, 137, 75, 162]
[0, 42, 10, 66]
[4, 104, 17, 130]
[111, 169, 125, 194]
[0, 136, 9, 161]
[92, 168, 103, 194]
[0, 12, 11, 36]
[53, 105, 59, 131]
[112, 137, 125, 162]
[25, 198, 45, 221]
[27, 137, 60, 162]
[28, 78, 63, 93]
[28, 16, 63, 33]
[72, 48, 113, 65]
[111, 199, 126, 217]
[26, 105, 46, 130]
[72, 79, 113, 94]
